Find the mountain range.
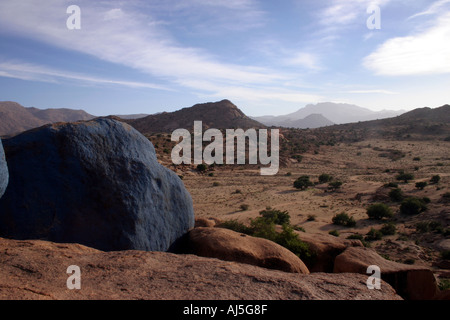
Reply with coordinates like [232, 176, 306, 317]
[0, 101, 95, 136]
[252, 102, 404, 128]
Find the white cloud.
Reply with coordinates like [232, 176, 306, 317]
[408, 0, 450, 20]
[364, 11, 450, 76]
[0, 60, 171, 90]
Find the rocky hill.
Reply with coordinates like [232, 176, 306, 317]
[0, 101, 95, 136]
[125, 100, 265, 134]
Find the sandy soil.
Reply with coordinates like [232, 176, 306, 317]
[167, 139, 449, 280]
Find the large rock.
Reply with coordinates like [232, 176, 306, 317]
[174, 227, 310, 274]
[334, 246, 439, 300]
[0, 138, 7, 199]
[295, 231, 363, 272]
[0, 237, 401, 300]
[0, 118, 194, 251]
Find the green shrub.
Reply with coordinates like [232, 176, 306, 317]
[347, 234, 363, 240]
[258, 207, 291, 225]
[388, 188, 404, 202]
[294, 175, 313, 190]
[365, 228, 383, 241]
[328, 181, 343, 191]
[318, 173, 333, 184]
[400, 197, 427, 215]
[415, 181, 427, 190]
[306, 214, 316, 221]
[217, 219, 252, 234]
[212, 181, 220, 187]
[396, 173, 414, 183]
[430, 175, 441, 184]
[332, 212, 356, 227]
[438, 279, 450, 291]
[366, 203, 393, 220]
[380, 223, 397, 235]
[196, 163, 208, 172]
[328, 230, 340, 237]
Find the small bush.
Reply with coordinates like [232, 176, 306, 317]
[365, 228, 383, 241]
[380, 223, 397, 236]
[332, 212, 356, 227]
[306, 214, 316, 222]
[259, 208, 291, 225]
[318, 173, 333, 184]
[329, 230, 340, 237]
[196, 163, 208, 172]
[366, 203, 393, 220]
[384, 182, 398, 188]
[400, 197, 427, 215]
[286, 172, 292, 176]
[403, 259, 415, 265]
[396, 173, 414, 183]
[347, 234, 363, 240]
[328, 181, 343, 191]
[217, 220, 252, 234]
[430, 175, 441, 184]
[413, 157, 421, 161]
[389, 188, 404, 202]
[415, 181, 427, 190]
[294, 175, 313, 190]
[212, 181, 220, 187]
[240, 204, 249, 211]
[234, 189, 242, 194]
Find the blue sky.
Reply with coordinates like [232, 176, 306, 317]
[0, 0, 449, 116]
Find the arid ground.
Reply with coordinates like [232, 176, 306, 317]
[156, 138, 449, 287]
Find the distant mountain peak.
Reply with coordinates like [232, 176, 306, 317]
[125, 100, 265, 134]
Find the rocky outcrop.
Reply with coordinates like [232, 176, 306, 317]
[0, 139, 7, 199]
[295, 231, 363, 272]
[334, 246, 439, 300]
[173, 227, 309, 274]
[0, 237, 401, 300]
[0, 118, 195, 252]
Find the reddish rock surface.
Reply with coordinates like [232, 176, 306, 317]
[0, 237, 401, 300]
[295, 231, 363, 272]
[175, 227, 310, 274]
[334, 246, 440, 300]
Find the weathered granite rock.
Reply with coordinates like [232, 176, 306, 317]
[0, 118, 194, 251]
[174, 227, 309, 273]
[334, 246, 439, 300]
[0, 237, 402, 300]
[0, 139, 7, 199]
[295, 231, 363, 272]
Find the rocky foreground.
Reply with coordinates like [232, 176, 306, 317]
[0, 236, 401, 300]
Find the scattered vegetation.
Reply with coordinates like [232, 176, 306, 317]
[332, 212, 356, 227]
[218, 209, 314, 265]
[430, 175, 441, 184]
[415, 181, 427, 190]
[196, 163, 208, 172]
[328, 230, 340, 237]
[396, 172, 414, 183]
[366, 203, 393, 220]
[328, 180, 343, 191]
[380, 222, 397, 236]
[306, 214, 316, 222]
[388, 188, 404, 202]
[318, 173, 333, 184]
[400, 197, 427, 215]
[293, 175, 313, 190]
[365, 228, 383, 241]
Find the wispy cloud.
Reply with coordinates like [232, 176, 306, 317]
[0, 60, 171, 90]
[407, 0, 450, 20]
[0, 0, 320, 105]
[364, 10, 450, 76]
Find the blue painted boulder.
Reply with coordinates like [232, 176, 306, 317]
[0, 118, 195, 251]
[0, 139, 8, 199]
